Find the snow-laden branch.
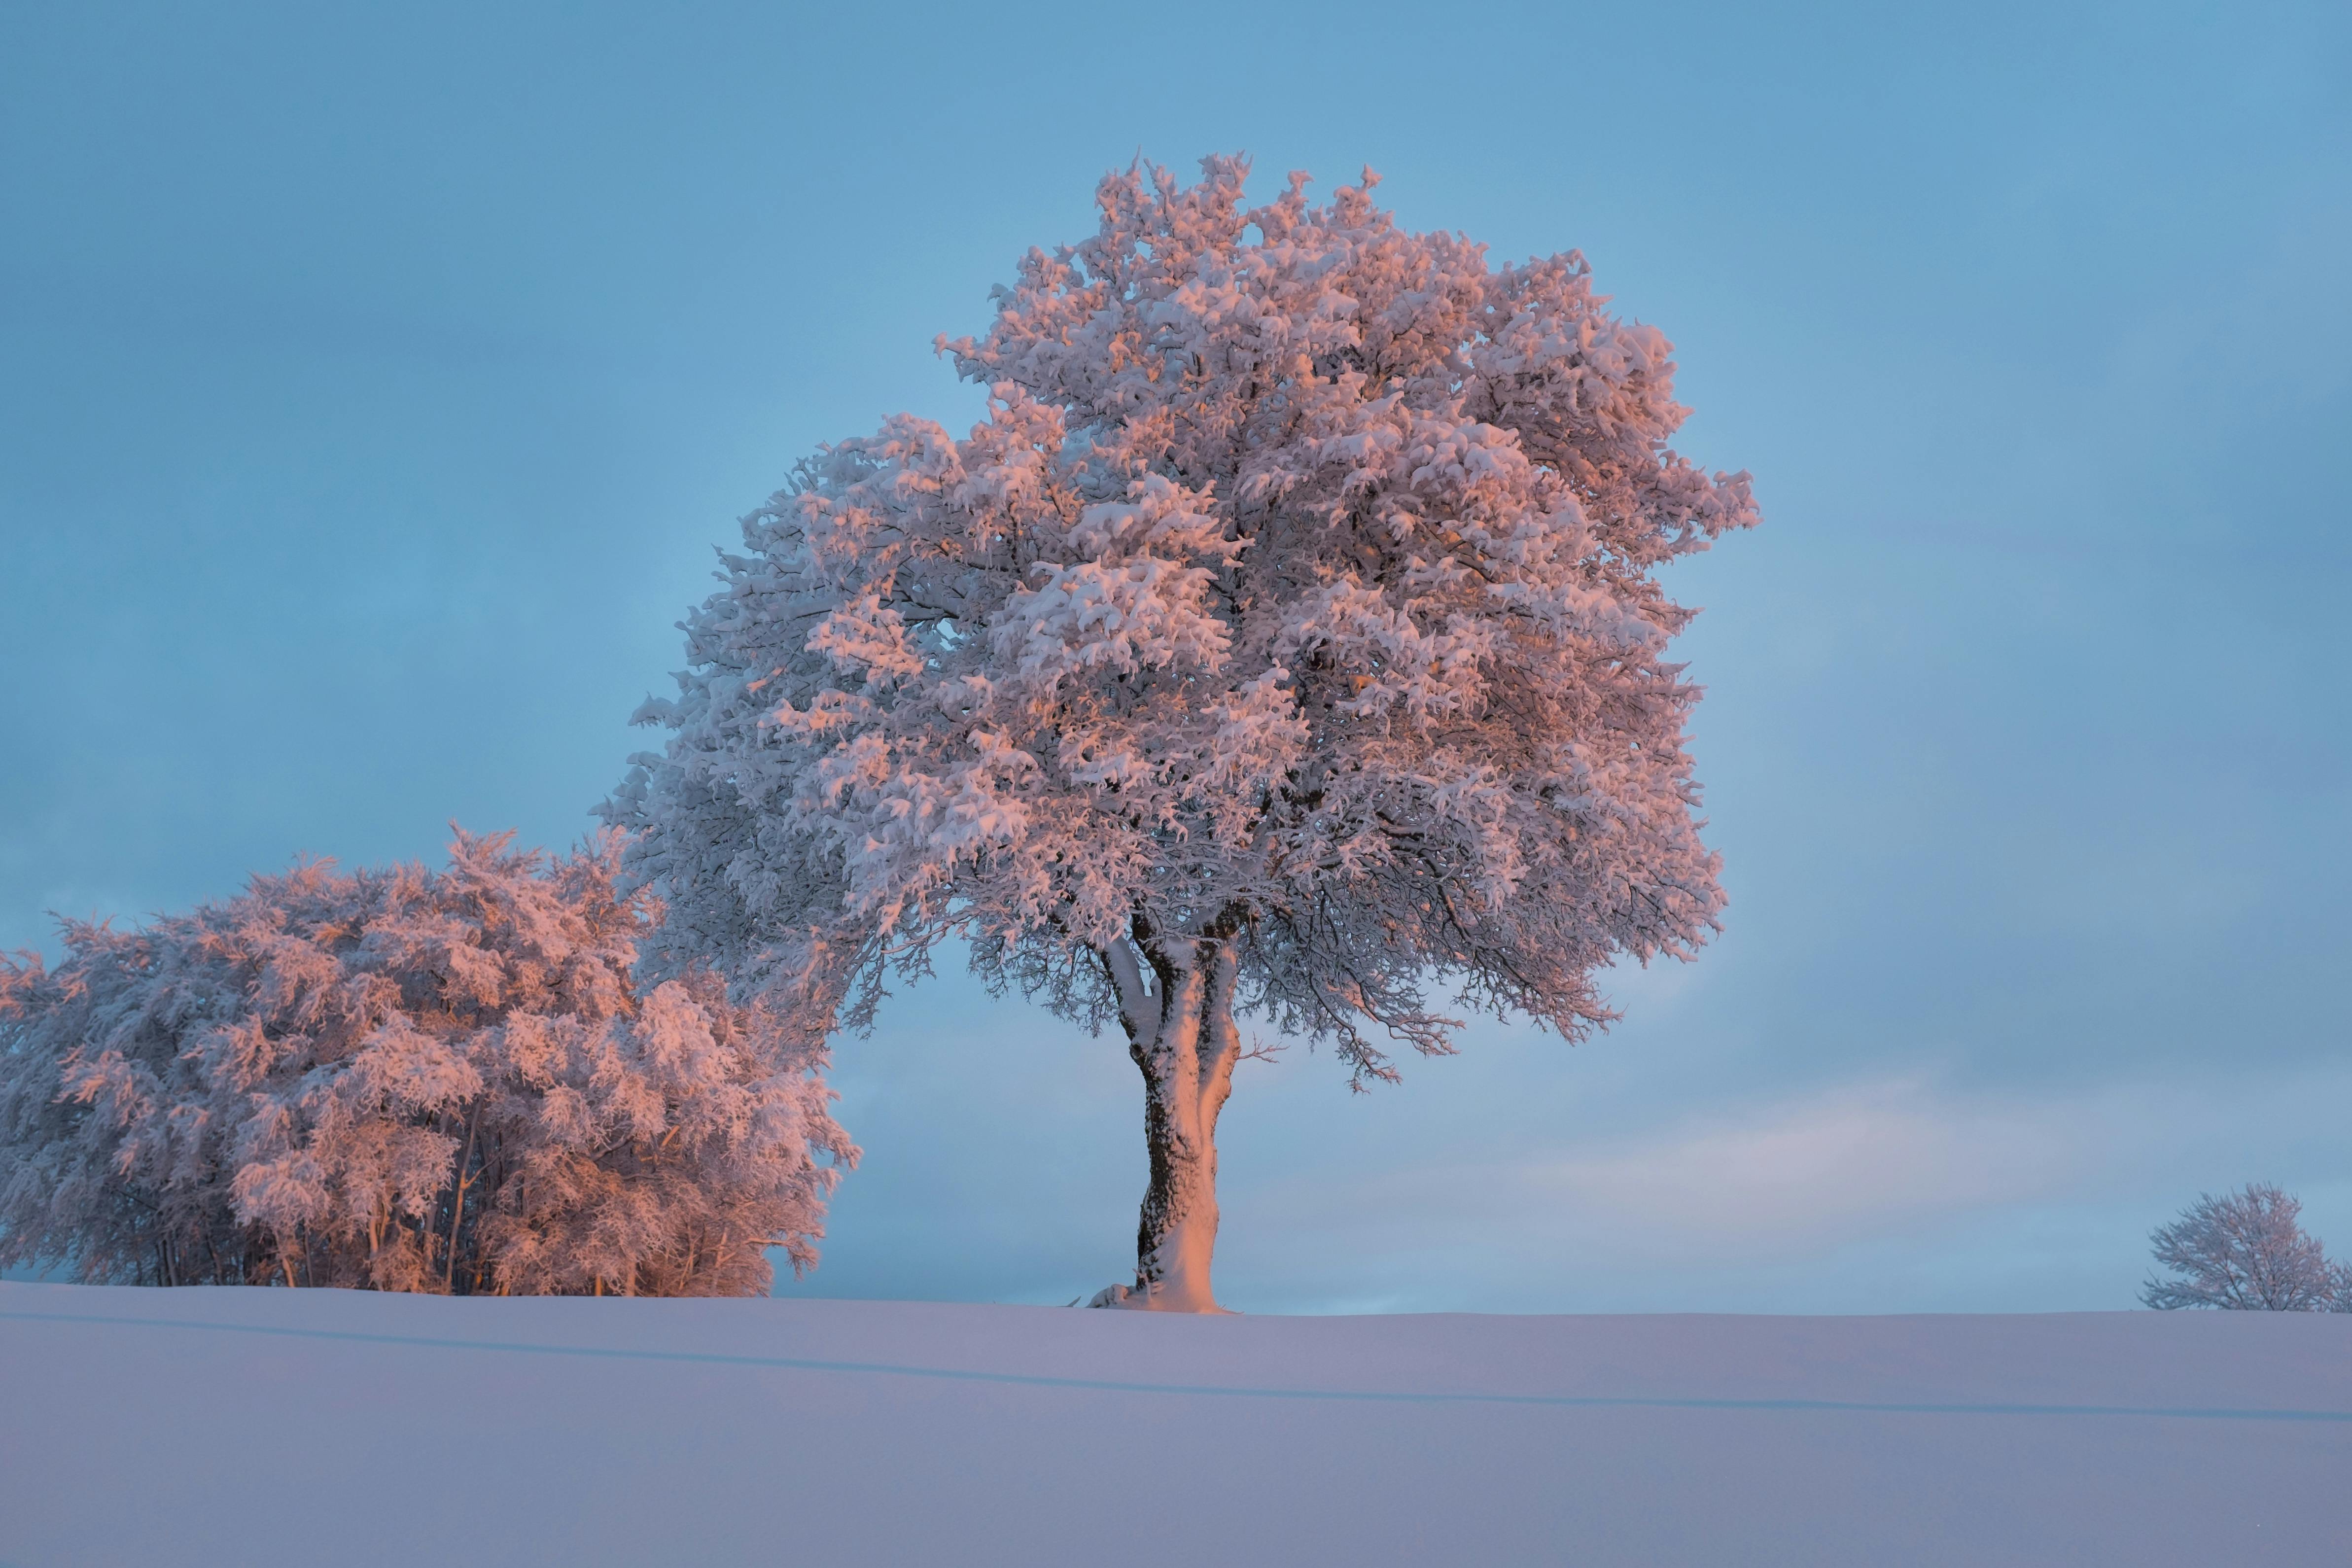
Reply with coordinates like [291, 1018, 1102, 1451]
[1098, 937, 1153, 1045]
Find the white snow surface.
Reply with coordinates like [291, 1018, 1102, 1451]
[2, 1282, 2347, 1566]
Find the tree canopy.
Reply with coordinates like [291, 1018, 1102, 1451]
[615, 157, 1753, 1065]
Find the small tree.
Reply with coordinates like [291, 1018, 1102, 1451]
[608, 157, 1756, 1310]
[2141, 1184, 2341, 1311]
[0, 831, 854, 1294]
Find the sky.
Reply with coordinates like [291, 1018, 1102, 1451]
[2, 0, 2346, 1314]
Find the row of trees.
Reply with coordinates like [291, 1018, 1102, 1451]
[2141, 1184, 2352, 1312]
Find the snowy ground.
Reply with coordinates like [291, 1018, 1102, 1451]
[1, 1282, 2347, 1566]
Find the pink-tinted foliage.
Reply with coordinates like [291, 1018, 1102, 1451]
[607, 156, 1755, 1304]
[0, 831, 853, 1294]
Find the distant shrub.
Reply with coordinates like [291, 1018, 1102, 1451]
[2141, 1184, 2346, 1312]
[0, 831, 853, 1294]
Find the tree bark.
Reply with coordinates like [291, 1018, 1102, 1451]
[1099, 926, 1242, 1312]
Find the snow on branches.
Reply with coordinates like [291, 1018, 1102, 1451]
[613, 155, 1754, 1071]
[0, 831, 853, 1294]
[2141, 1184, 2352, 1312]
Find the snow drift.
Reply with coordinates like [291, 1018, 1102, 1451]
[1, 1281, 2346, 1566]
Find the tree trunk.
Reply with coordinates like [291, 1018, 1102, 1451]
[1099, 930, 1242, 1313]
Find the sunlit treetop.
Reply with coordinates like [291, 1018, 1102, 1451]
[612, 154, 1757, 1087]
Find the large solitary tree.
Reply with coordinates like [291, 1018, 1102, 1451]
[608, 156, 1757, 1310]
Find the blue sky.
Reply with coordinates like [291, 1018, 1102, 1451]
[3, 0, 2345, 1312]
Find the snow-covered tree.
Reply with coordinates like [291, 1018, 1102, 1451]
[0, 831, 853, 1294]
[607, 156, 1757, 1310]
[2140, 1184, 2342, 1311]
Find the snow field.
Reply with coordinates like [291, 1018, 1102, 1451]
[2, 1282, 2347, 1566]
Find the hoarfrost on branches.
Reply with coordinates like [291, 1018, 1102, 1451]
[607, 155, 1757, 1309]
[0, 831, 853, 1294]
[2140, 1184, 2347, 1312]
